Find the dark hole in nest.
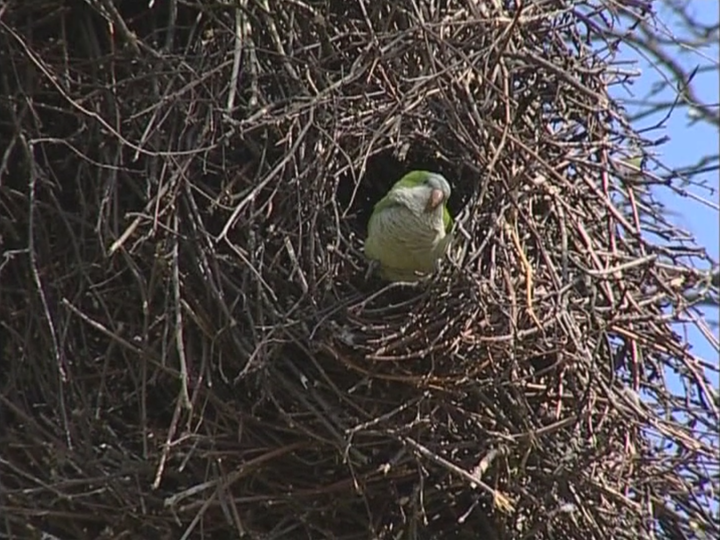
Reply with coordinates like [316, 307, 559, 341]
[336, 146, 476, 238]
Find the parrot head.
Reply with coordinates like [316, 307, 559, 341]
[382, 170, 453, 233]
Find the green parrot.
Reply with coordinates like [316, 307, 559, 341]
[364, 170, 453, 282]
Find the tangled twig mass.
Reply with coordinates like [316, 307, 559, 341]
[0, 1, 717, 539]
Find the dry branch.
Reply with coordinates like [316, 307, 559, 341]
[0, 1, 717, 539]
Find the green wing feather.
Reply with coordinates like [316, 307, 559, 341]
[443, 205, 453, 233]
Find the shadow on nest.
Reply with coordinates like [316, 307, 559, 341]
[0, 1, 717, 540]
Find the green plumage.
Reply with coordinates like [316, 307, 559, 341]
[364, 170, 454, 282]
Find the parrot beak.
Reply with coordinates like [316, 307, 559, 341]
[426, 188, 445, 211]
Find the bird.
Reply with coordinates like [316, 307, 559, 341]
[364, 170, 453, 282]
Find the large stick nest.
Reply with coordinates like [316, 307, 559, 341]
[0, 1, 717, 539]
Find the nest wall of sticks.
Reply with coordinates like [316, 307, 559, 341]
[0, 1, 716, 539]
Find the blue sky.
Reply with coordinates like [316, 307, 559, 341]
[608, 2, 718, 524]
[613, 1, 719, 370]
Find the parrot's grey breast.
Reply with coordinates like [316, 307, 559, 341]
[366, 201, 449, 277]
[374, 204, 445, 247]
